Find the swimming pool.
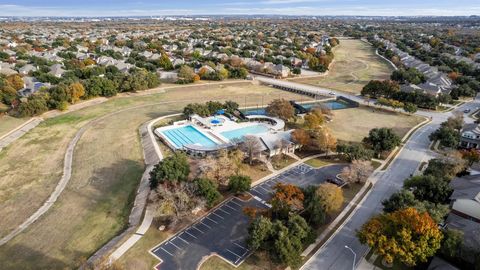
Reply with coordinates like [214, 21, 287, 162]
[221, 124, 269, 140]
[243, 108, 266, 116]
[160, 125, 218, 149]
[301, 100, 351, 110]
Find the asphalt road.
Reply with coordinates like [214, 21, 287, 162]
[151, 163, 347, 270]
[301, 99, 479, 270]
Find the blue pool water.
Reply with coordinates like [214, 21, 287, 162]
[301, 100, 350, 110]
[161, 125, 218, 149]
[244, 108, 266, 116]
[243, 100, 351, 115]
[221, 125, 269, 140]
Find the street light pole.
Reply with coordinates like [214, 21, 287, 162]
[345, 245, 356, 270]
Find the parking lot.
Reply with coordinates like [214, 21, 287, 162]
[150, 163, 346, 270]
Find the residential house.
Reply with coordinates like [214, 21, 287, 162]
[445, 175, 480, 264]
[459, 123, 480, 149]
[49, 64, 66, 78]
[18, 64, 37, 75]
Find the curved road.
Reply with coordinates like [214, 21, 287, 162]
[301, 99, 478, 270]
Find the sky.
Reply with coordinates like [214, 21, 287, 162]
[0, 0, 479, 17]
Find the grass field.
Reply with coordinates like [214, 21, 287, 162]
[0, 82, 309, 269]
[0, 115, 30, 138]
[290, 39, 394, 94]
[327, 106, 424, 142]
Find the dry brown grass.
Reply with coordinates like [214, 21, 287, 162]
[290, 39, 394, 94]
[0, 115, 30, 138]
[0, 82, 309, 269]
[327, 106, 424, 142]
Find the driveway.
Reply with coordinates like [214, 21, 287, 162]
[150, 163, 346, 270]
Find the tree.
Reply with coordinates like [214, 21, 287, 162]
[311, 127, 337, 155]
[440, 229, 463, 259]
[403, 175, 452, 204]
[241, 135, 263, 165]
[403, 102, 417, 114]
[357, 208, 443, 266]
[247, 216, 273, 250]
[361, 80, 399, 99]
[270, 183, 304, 219]
[429, 126, 459, 148]
[228, 175, 251, 194]
[149, 153, 190, 188]
[413, 200, 449, 224]
[291, 129, 310, 148]
[67, 82, 85, 103]
[6, 74, 24, 90]
[302, 186, 327, 226]
[201, 150, 236, 185]
[158, 53, 173, 70]
[303, 109, 324, 129]
[84, 76, 117, 98]
[194, 178, 222, 208]
[177, 65, 196, 83]
[336, 143, 373, 162]
[363, 128, 401, 157]
[340, 160, 373, 184]
[265, 99, 295, 121]
[461, 149, 480, 166]
[382, 190, 417, 213]
[316, 183, 343, 214]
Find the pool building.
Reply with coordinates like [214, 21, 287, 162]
[155, 113, 299, 157]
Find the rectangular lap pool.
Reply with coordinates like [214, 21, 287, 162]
[160, 125, 218, 149]
[301, 100, 351, 110]
[221, 124, 269, 140]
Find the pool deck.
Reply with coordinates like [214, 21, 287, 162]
[154, 115, 284, 151]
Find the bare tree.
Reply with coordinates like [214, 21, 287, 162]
[340, 160, 374, 184]
[241, 135, 263, 165]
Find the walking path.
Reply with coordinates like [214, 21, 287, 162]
[0, 117, 43, 151]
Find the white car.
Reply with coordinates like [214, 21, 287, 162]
[329, 92, 335, 95]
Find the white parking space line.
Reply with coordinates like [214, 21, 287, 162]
[200, 220, 212, 228]
[233, 242, 248, 251]
[205, 216, 218, 224]
[218, 207, 231, 215]
[258, 185, 270, 193]
[223, 203, 237, 211]
[191, 225, 205, 234]
[177, 235, 189, 244]
[226, 248, 241, 259]
[169, 241, 181, 250]
[211, 211, 225, 219]
[229, 199, 242, 207]
[253, 188, 266, 194]
[161, 247, 173, 256]
[184, 230, 198, 239]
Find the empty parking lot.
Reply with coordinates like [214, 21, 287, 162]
[150, 163, 346, 270]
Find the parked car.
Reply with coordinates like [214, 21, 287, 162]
[464, 109, 471, 113]
[326, 178, 345, 186]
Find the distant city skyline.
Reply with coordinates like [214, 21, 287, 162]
[0, 0, 479, 17]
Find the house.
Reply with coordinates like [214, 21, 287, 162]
[18, 77, 51, 97]
[459, 123, 480, 149]
[445, 175, 480, 264]
[49, 64, 65, 78]
[18, 64, 37, 75]
[273, 64, 290, 78]
[258, 130, 298, 157]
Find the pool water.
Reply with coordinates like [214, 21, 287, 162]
[244, 108, 266, 116]
[301, 100, 350, 110]
[221, 124, 269, 140]
[161, 125, 218, 149]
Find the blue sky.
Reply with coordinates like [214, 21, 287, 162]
[0, 0, 479, 17]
